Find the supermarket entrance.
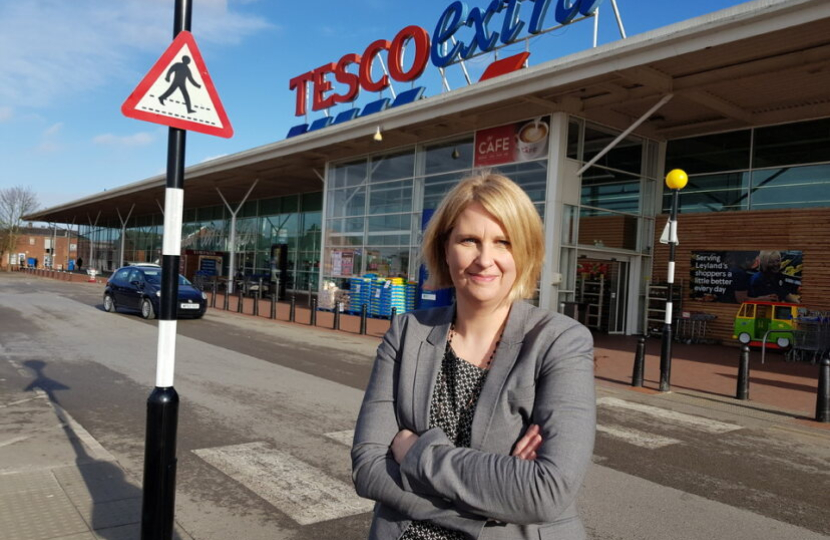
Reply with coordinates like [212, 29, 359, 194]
[575, 252, 630, 334]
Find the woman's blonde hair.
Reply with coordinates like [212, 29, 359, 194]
[421, 172, 545, 302]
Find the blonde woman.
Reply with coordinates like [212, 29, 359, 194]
[352, 173, 596, 539]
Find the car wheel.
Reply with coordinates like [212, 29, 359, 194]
[141, 298, 156, 320]
[103, 294, 116, 313]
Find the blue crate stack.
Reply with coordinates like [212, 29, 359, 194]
[369, 277, 386, 317]
[387, 278, 407, 317]
[405, 281, 416, 312]
[349, 277, 372, 314]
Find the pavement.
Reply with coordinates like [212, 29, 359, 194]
[2, 268, 828, 539]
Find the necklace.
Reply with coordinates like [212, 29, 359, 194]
[447, 321, 505, 369]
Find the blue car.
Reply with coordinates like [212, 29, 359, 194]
[103, 264, 207, 319]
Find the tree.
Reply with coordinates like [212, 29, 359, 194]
[0, 186, 39, 270]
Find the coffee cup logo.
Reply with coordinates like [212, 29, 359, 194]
[515, 119, 549, 161]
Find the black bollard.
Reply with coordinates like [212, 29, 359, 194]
[632, 336, 645, 387]
[253, 279, 262, 317]
[310, 298, 317, 326]
[360, 304, 368, 335]
[333, 302, 341, 330]
[308, 282, 313, 308]
[390, 306, 397, 321]
[237, 288, 244, 313]
[737, 345, 750, 400]
[816, 356, 830, 423]
[223, 286, 229, 311]
[211, 280, 217, 308]
[289, 295, 296, 322]
[141, 387, 179, 540]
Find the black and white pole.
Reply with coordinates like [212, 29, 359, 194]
[141, 2, 190, 539]
[659, 169, 687, 393]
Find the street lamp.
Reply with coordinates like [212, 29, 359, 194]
[659, 168, 688, 392]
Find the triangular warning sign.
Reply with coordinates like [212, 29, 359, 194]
[122, 31, 233, 138]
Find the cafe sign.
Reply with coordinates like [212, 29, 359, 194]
[475, 116, 550, 166]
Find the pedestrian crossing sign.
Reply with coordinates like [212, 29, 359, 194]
[121, 30, 233, 138]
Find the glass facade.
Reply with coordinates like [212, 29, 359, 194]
[323, 131, 550, 288]
[568, 119, 659, 252]
[65, 111, 830, 337]
[76, 192, 322, 292]
[558, 118, 661, 334]
[665, 118, 830, 213]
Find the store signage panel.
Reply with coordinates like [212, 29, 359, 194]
[474, 116, 550, 167]
[289, 0, 604, 116]
[690, 250, 802, 304]
[331, 249, 356, 277]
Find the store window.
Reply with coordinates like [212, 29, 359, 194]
[424, 139, 474, 176]
[569, 120, 652, 254]
[666, 130, 751, 174]
[583, 124, 643, 175]
[581, 166, 640, 214]
[661, 172, 749, 213]
[369, 180, 412, 214]
[753, 118, 830, 168]
[750, 164, 830, 210]
[371, 150, 415, 183]
[665, 118, 830, 213]
[332, 160, 368, 189]
[424, 172, 467, 211]
[325, 154, 416, 283]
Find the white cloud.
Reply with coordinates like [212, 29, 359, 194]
[93, 132, 155, 147]
[43, 122, 63, 137]
[0, 106, 12, 122]
[34, 122, 63, 153]
[0, 0, 273, 108]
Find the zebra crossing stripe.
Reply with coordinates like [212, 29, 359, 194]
[323, 430, 355, 447]
[596, 424, 681, 449]
[193, 441, 373, 525]
[598, 397, 742, 434]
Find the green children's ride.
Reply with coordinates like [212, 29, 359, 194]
[733, 301, 797, 349]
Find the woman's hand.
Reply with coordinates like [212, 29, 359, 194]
[391, 429, 419, 464]
[512, 424, 542, 460]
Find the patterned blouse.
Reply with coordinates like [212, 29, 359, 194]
[399, 342, 490, 540]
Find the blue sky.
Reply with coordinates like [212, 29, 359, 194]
[0, 0, 749, 213]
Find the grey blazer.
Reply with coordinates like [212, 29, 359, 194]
[352, 301, 596, 540]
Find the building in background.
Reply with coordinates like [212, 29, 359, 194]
[1, 226, 77, 270]
[25, 0, 830, 342]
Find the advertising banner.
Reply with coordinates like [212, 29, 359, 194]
[331, 249, 355, 276]
[690, 250, 802, 304]
[474, 116, 550, 167]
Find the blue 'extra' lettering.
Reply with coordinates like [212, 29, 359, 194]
[552, 0, 603, 27]
[500, 0, 525, 44]
[433, 0, 605, 67]
[461, 0, 502, 60]
[432, 2, 469, 68]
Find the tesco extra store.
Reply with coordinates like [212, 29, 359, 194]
[28, 0, 830, 343]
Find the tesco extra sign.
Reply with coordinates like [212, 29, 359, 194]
[289, 0, 603, 116]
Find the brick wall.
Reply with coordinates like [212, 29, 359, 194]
[650, 207, 830, 343]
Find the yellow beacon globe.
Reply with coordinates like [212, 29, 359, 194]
[665, 169, 688, 190]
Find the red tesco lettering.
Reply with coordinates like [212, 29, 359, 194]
[290, 25, 430, 116]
